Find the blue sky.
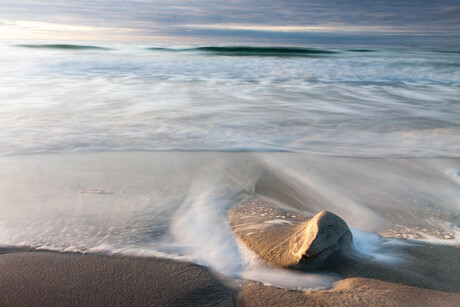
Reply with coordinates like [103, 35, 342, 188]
[0, 0, 459, 45]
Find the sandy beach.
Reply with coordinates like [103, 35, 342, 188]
[1, 247, 459, 306]
[239, 277, 460, 307]
[1, 152, 459, 306]
[0, 249, 236, 306]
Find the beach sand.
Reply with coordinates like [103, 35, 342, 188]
[1, 248, 459, 306]
[0, 249, 235, 306]
[238, 277, 460, 307]
[1, 153, 459, 306]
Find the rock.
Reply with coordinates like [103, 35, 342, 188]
[291, 211, 353, 269]
[229, 200, 353, 270]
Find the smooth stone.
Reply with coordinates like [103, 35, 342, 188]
[292, 211, 353, 269]
[229, 200, 353, 270]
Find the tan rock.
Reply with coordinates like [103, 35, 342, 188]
[229, 200, 352, 270]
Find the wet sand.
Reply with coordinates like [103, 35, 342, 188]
[1, 248, 459, 306]
[238, 277, 460, 307]
[0, 249, 235, 306]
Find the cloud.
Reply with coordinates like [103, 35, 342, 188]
[0, 0, 459, 44]
[181, 23, 445, 34]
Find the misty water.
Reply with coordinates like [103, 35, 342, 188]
[0, 42, 459, 156]
[0, 42, 459, 289]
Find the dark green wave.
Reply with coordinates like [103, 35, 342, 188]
[433, 49, 460, 54]
[15, 44, 111, 50]
[346, 49, 377, 52]
[194, 46, 338, 55]
[147, 46, 339, 56]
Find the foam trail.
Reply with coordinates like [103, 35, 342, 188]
[256, 154, 460, 240]
[351, 228, 407, 263]
[170, 186, 246, 276]
[242, 268, 340, 291]
[257, 154, 384, 231]
[169, 158, 262, 276]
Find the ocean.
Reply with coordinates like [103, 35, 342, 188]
[0, 41, 459, 289]
[1, 42, 459, 156]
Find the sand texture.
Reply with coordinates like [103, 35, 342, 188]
[238, 277, 460, 307]
[0, 249, 235, 307]
[1, 247, 459, 306]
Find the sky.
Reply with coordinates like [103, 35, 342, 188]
[0, 0, 459, 45]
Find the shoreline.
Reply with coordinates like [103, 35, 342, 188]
[1, 248, 459, 306]
[1, 152, 459, 305]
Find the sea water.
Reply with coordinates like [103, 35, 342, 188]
[0, 42, 458, 156]
[0, 41, 459, 289]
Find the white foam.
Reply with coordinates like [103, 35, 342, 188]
[351, 228, 406, 263]
[168, 159, 263, 277]
[446, 169, 460, 186]
[242, 268, 340, 291]
[170, 189, 245, 276]
[393, 222, 460, 246]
